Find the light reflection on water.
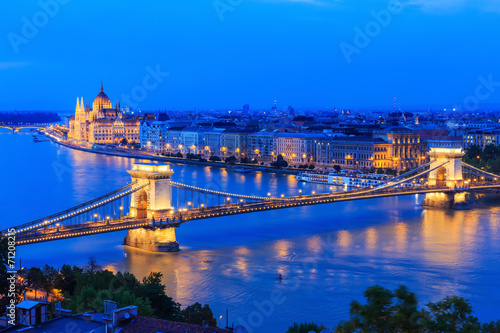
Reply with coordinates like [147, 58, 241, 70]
[3, 133, 500, 332]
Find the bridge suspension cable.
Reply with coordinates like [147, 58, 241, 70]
[461, 162, 500, 179]
[354, 160, 450, 195]
[383, 160, 433, 183]
[4, 181, 149, 235]
[170, 181, 290, 201]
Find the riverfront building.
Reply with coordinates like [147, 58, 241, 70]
[68, 83, 140, 146]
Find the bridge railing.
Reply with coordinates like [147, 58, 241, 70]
[3, 181, 145, 235]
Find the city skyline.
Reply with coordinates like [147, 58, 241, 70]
[1, 0, 499, 111]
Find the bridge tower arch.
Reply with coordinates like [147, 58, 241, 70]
[427, 148, 464, 188]
[127, 163, 174, 219]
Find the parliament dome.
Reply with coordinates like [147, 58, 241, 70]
[93, 82, 112, 110]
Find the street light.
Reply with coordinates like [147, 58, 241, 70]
[94, 213, 98, 222]
[312, 191, 316, 195]
[119, 206, 123, 218]
[299, 189, 302, 197]
[281, 194, 285, 198]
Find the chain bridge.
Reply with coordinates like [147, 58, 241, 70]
[5, 147, 500, 252]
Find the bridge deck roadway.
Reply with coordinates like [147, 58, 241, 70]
[14, 184, 500, 246]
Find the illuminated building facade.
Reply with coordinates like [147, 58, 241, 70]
[68, 83, 140, 145]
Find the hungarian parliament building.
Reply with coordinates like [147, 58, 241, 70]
[68, 83, 140, 146]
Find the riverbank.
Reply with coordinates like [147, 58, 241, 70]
[42, 130, 300, 175]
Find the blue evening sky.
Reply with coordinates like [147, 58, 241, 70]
[1, 0, 499, 111]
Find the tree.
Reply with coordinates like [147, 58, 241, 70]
[120, 138, 128, 146]
[181, 302, 217, 327]
[333, 165, 341, 173]
[41, 264, 58, 295]
[376, 168, 385, 174]
[86, 256, 101, 274]
[26, 267, 45, 298]
[225, 156, 237, 164]
[308, 164, 315, 170]
[271, 154, 288, 168]
[286, 322, 328, 333]
[209, 156, 221, 162]
[176, 152, 183, 158]
[141, 272, 182, 320]
[54, 264, 83, 296]
[422, 296, 481, 332]
[465, 145, 483, 163]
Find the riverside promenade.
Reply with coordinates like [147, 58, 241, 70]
[42, 129, 300, 175]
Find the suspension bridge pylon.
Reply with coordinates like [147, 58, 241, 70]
[127, 163, 174, 219]
[423, 147, 467, 209]
[125, 163, 179, 252]
[427, 147, 464, 187]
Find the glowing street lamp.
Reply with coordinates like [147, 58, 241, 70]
[299, 189, 302, 197]
[94, 213, 98, 222]
[119, 206, 123, 218]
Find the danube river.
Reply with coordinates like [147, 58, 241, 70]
[3, 131, 500, 332]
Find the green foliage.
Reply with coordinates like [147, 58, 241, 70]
[422, 296, 480, 332]
[240, 157, 257, 164]
[464, 144, 500, 175]
[271, 154, 288, 168]
[209, 155, 222, 162]
[53, 264, 83, 295]
[186, 153, 202, 160]
[334, 285, 500, 333]
[22, 258, 224, 326]
[141, 272, 181, 320]
[286, 322, 328, 333]
[181, 302, 217, 327]
[333, 165, 342, 173]
[225, 155, 237, 164]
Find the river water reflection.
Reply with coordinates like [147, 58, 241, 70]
[2, 131, 500, 332]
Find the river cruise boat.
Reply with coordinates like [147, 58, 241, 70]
[296, 171, 406, 188]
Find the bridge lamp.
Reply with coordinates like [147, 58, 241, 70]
[227, 197, 231, 202]
[267, 192, 271, 197]
[187, 201, 192, 208]
[106, 216, 110, 221]
[94, 214, 98, 221]
[281, 194, 285, 198]
[312, 191, 316, 195]
[201, 204, 205, 208]
[240, 199, 244, 203]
